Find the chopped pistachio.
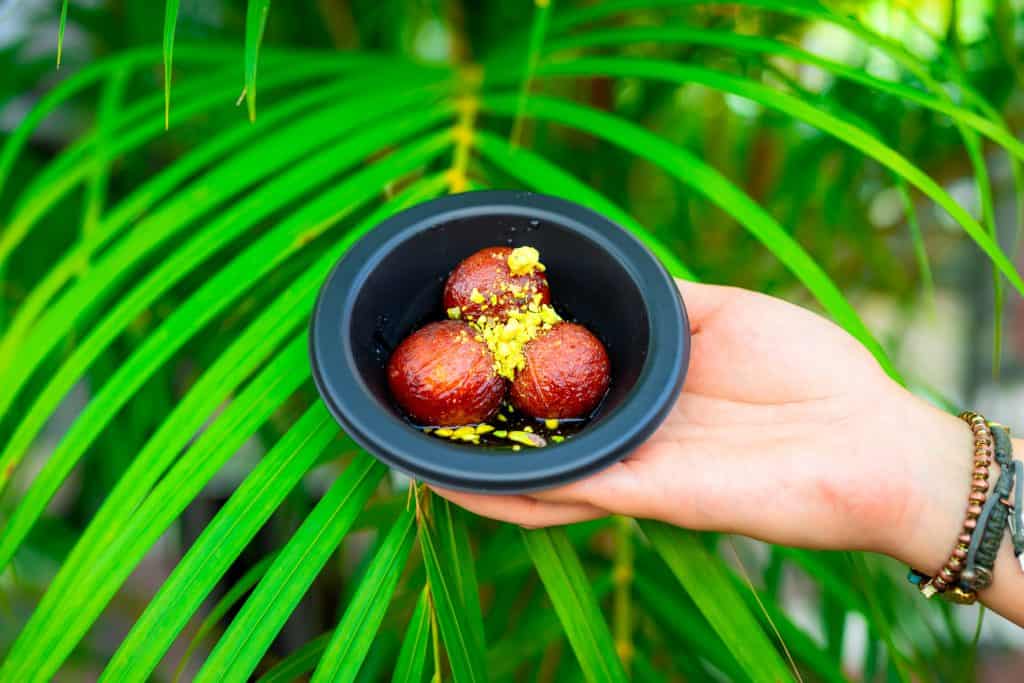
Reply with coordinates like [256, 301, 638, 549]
[452, 426, 477, 440]
[497, 413, 508, 423]
[512, 445, 522, 452]
[507, 246, 542, 275]
[523, 425, 533, 433]
[551, 435, 565, 443]
[475, 424, 495, 434]
[544, 418, 559, 430]
[508, 430, 546, 448]
[447, 306, 462, 320]
[494, 430, 508, 438]
[463, 252, 562, 381]
[435, 428, 453, 437]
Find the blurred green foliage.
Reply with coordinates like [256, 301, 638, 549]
[1, 1, 1023, 681]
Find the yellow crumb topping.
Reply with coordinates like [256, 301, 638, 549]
[443, 246, 559, 382]
[507, 246, 546, 275]
[471, 302, 562, 380]
[508, 431, 545, 447]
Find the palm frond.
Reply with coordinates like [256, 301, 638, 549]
[2, 1, 1020, 679]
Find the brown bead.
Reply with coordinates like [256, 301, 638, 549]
[967, 504, 983, 517]
[933, 577, 949, 590]
[974, 459, 991, 469]
[958, 534, 972, 545]
[953, 547, 968, 560]
[948, 559, 964, 572]
[963, 518, 978, 530]
[939, 568, 957, 582]
[971, 482, 989, 493]
[969, 491, 987, 503]
[972, 467, 989, 478]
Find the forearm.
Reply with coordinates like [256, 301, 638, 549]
[890, 400, 1024, 626]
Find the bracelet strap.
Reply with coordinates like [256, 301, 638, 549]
[961, 424, 1014, 591]
[1012, 460, 1024, 569]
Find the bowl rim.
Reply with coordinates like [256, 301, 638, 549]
[310, 190, 689, 493]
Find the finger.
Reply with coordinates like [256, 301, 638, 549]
[678, 280, 885, 401]
[430, 486, 607, 528]
[673, 279, 740, 332]
[528, 457, 661, 519]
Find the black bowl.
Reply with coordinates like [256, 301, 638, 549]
[310, 190, 689, 493]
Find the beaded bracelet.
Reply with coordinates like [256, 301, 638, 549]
[913, 411, 994, 599]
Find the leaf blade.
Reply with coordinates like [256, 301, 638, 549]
[162, 0, 181, 129]
[418, 495, 489, 683]
[244, 0, 272, 121]
[311, 509, 416, 683]
[521, 527, 628, 683]
[56, 0, 68, 68]
[100, 404, 341, 682]
[392, 589, 431, 683]
[640, 522, 792, 683]
[482, 92, 897, 378]
[194, 456, 386, 683]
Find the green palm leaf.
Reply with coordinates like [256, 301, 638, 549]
[640, 522, 793, 683]
[474, 130, 693, 279]
[194, 455, 386, 682]
[418, 492, 489, 683]
[482, 92, 896, 376]
[392, 589, 432, 683]
[432, 497, 488, 656]
[162, 0, 181, 129]
[258, 633, 332, 683]
[100, 403, 342, 682]
[0, 86, 452, 419]
[521, 527, 628, 683]
[5, 3, 1019, 679]
[173, 553, 279, 682]
[244, 0, 272, 121]
[0, 133, 450, 576]
[532, 58, 1024, 295]
[0, 336, 312, 682]
[0, 66, 443, 354]
[311, 508, 416, 682]
[56, 0, 69, 68]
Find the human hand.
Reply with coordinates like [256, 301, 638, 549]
[432, 279, 970, 562]
[433, 279, 1024, 625]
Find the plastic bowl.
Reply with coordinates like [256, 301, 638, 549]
[310, 190, 689, 493]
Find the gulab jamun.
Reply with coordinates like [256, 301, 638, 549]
[443, 246, 551, 321]
[387, 321, 505, 426]
[510, 322, 610, 420]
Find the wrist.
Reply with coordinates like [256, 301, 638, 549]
[879, 393, 984, 573]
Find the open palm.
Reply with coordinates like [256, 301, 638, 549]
[434, 279, 969, 560]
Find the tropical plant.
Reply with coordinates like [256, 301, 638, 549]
[1, 0, 1022, 681]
